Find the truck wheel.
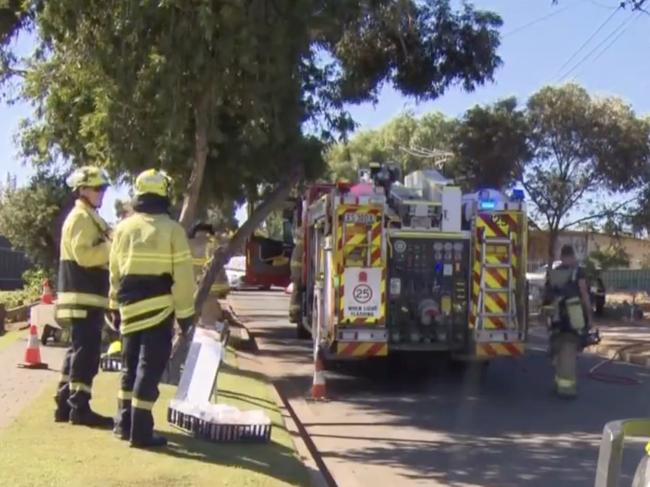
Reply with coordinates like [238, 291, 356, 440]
[41, 325, 53, 346]
[449, 359, 489, 379]
[296, 320, 311, 339]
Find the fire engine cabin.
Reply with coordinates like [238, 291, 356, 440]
[299, 167, 528, 362]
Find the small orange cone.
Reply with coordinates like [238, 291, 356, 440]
[18, 324, 48, 369]
[41, 279, 54, 304]
[310, 349, 327, 400]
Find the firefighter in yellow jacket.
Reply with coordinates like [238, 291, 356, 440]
[188, 222, 229, 324]
[108, 169, 195, 448]
[544, 244, 593, 398]
[54, 166, 114, 427]
[289, 227, 304, 323]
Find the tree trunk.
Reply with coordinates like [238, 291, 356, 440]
[194, 166, 303, 314]
[179, 93, 210, 230]
[548, 228, 559, 268]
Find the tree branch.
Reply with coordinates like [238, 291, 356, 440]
[0, 66, 27, 77]
[193, 164, 304, 314]
[560, 196, 637, 231]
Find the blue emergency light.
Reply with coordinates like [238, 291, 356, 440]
[479, 199, 496, 210]
[510, 188, 525, 202]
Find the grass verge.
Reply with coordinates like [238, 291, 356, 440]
[0, 348, 310, 487]
[0, 328, 25, 351]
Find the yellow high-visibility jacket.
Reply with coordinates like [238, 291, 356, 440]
[290, 236, 304, 285]
[56, 199, 111, 322]
[189, 234, 230, 295]
[109, 212, 195, 335]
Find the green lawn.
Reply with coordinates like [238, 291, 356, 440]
[0, 349, 310, 487]
[0, 328, 25, 351]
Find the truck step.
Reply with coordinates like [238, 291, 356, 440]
[479, 312, 512, 318]
[481, 288, 510, 293]
[484, 237, 511, 245]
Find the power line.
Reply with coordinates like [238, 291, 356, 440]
[557, 10, 637, 81]
[583, 0, 623, 9]
[555, 6, 622, 75]
[503, 3, 576, 38]
[629, 0, 650, 14]
[581, 11, 642, 69]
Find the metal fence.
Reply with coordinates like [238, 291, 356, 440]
[0, 244, 30, 290]
[601, 269, 650, 294]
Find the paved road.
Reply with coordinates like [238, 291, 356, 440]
[0, 332, 66, 428]
[229, 291, 650, 487]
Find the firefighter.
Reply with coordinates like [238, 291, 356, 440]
[544, 244, 593, 398]
[54, 166, 113, 427]
[188, 221, 227, 324]
[289, 227, 304, 323]
[108, 169, 195, 448]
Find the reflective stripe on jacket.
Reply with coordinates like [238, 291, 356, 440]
[189, 235, 230, 294]
[290, 237, 304, 283]
[56, 199, 110, 320]
[109, 212, 195, 335]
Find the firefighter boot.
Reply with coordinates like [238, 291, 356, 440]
[130, 434, 168, 449]
[69, 407, 114, 428]
[113, 400, 131, 440]
[130, 407, 167, 449]
[53, 396, 70, 423]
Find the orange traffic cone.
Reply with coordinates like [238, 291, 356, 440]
[41, 279, 54, 304]
[18, 324, 48, 369]
[310, 349, 327, 400]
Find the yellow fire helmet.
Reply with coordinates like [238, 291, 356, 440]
[106, 340, 122, 357]
[66, 166, 110, 190]
[134, 169, 173, 199]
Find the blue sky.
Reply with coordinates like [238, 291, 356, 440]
[1, 0, 649, 222]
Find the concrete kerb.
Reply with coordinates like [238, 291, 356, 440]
[589, 342, 650, 368]
[222, 302, 331, 487]
[529, 324, 650, 369]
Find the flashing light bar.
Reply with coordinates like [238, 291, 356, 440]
[479, 199, 496, 210]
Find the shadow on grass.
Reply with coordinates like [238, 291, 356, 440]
[218, 388, 278, 410]
[157, 427, 310, 486]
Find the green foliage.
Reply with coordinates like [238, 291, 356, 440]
[524, 84, 650, 230]
[588, 246, 631, 271]
[2, 0, 504, 228]
[327, 83, 650, 266]
[206, 201, 239, 234]
[0, 268, 47, 308]
[259, 210, 288, 242]
[0, 171, 68, 273]
[326, 111, 458, 180]
[0, 289, 33, 308]
[450, 97, 530, 191]
[327, 100, 529, 192]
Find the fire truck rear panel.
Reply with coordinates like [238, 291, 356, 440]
[386, 233, 471, 351]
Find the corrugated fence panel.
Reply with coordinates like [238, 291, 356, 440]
[601, 270, 650, 293]
[0, 247, 30, 290]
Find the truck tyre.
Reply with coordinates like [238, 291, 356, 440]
[296, 320, 311, 339]
[449, 358, 489, 380]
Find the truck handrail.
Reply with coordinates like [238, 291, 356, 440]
[594, 418, 650, 487]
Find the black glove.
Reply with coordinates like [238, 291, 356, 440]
[177, 316, 195, 335]
[104, 309, 121, 332]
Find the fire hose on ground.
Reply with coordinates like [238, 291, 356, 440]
[587, 342, 645, 386]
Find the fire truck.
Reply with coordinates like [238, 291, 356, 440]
[293, 163, 529, 362]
